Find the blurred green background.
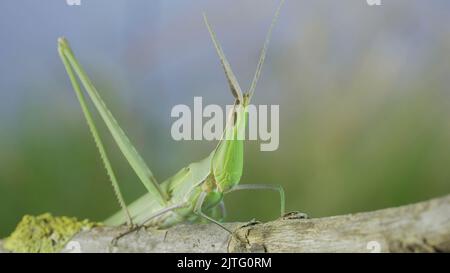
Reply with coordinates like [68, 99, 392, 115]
[1, 0, 450, 237]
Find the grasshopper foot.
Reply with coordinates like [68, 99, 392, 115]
[229, 219, 264, 252]
[245, 218, 261, 227]
[281, 211, 309, 220]
[235, 218, 261, 231]
[110, 224, 143, 247]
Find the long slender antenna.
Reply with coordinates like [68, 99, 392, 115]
[248, 0, 285, 99]
[203, 13, 244, 103]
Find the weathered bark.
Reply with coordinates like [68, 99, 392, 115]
[1, 194, 449, 253]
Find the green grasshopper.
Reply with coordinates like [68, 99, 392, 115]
[57, 0, 285, 235]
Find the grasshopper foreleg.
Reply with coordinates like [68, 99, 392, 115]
[194, 192, 232, 233]
[111, 202, 187, 246]
[218, 200, 227, 221]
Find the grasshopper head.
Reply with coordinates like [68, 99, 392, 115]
[206, 0, 284, 192]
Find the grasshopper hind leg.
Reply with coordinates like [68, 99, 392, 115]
[58, 39, 134, 227]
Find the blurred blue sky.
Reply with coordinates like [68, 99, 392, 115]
[1, 0, 449, 125]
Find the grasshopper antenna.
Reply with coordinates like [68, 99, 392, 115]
[248, 0, 285, 100]
[203, 13, 244, 103]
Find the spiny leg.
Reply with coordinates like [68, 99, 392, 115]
[59, 38, 168, 206]
[226, 184, 285, 216]
[58, 41, 133, 226]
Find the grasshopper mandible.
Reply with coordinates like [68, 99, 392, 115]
[57, 0, 285, 234]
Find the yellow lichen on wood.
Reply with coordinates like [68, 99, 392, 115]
[4, 213, 99, 253]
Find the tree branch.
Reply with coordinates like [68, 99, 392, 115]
[1, 194, 449, 253]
